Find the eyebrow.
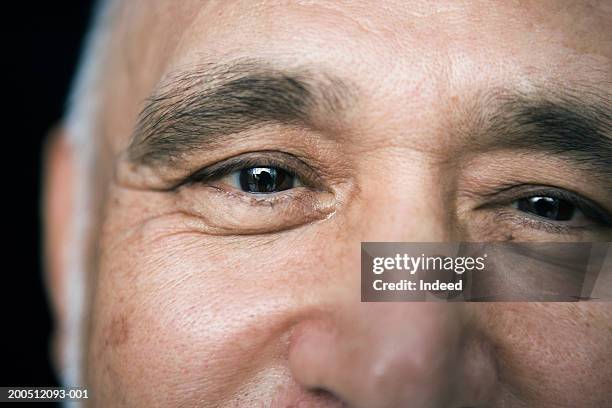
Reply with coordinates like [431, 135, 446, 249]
[127, 61, 611, 180]
[127, 60, 353, 165]
[475, 86, 612, 175]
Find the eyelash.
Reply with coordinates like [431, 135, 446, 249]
[186, 151, 320, 189]
[487, 186, 612, 231]
[186, 155, 611, 233]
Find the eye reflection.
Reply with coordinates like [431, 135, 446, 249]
[234, 167, 298, 193]
[515, 196, 576, 221]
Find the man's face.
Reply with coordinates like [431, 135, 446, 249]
[50, 0, 612, 406]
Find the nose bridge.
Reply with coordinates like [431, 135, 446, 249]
[288, 302, 468, 408]
[350, 189, 453, 243]
[346, 144, 455, 243]
[286, 146, 481, 406]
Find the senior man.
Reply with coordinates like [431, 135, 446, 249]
[43, 0, 611, 407]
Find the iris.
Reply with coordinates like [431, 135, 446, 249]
[238, 167, 294, 193]
[517, 196, 575, 221]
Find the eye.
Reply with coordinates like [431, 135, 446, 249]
[507, 189, 612, 229]
[185, 152, 320, 195]
[514, 196, 576, 221]
[175, 151, 337, 234]
[227, 166, 302, 193]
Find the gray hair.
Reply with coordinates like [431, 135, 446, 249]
[61, 0, 118, 391]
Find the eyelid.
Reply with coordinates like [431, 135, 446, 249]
[171, 152, 338, 235]
[186, 151, 324, 190]
[478, 184, 612, 227]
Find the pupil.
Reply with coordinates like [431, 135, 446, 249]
[239, 167, 292, 193]
[518, 196, 575, 221]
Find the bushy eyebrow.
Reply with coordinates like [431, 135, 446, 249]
[127, 60, 354, 165]
[480, 85, 612, 173]
[127, 59, 611, 182]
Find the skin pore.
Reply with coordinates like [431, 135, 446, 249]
[45, 0, 611, 407]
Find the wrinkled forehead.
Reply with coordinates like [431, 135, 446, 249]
[101, 0, 611, 150]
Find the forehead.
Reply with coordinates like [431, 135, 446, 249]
[104, 0, 611, 148]
[127, 0, 611, 60]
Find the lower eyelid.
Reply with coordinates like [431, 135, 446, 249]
[495, 206, 593, 234]
[210, 177, 311, 200]
[180, 185, 336, 235]
[202, 182, 299, 203]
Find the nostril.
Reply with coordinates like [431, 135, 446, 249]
[309, 387, 349, 407]
[310, 386, 337, 399]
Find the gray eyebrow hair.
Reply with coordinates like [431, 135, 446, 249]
[127, 60, 354, 165]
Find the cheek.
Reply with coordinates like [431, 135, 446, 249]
[479, 303, 612, 405]
[87, 215, 353, 406]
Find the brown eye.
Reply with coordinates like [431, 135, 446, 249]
[516, 196, 575, 221]
[238, 167, 296, 193]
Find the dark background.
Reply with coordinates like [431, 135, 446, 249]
[2, 0, 95, 400]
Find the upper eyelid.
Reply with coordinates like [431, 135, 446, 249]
[186, 151, 323, 187]
[478, 184, 598, 208]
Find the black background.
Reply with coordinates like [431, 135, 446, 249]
[2, 0, 95, 399]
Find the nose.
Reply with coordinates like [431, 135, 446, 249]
[288, 302, 497, 408]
